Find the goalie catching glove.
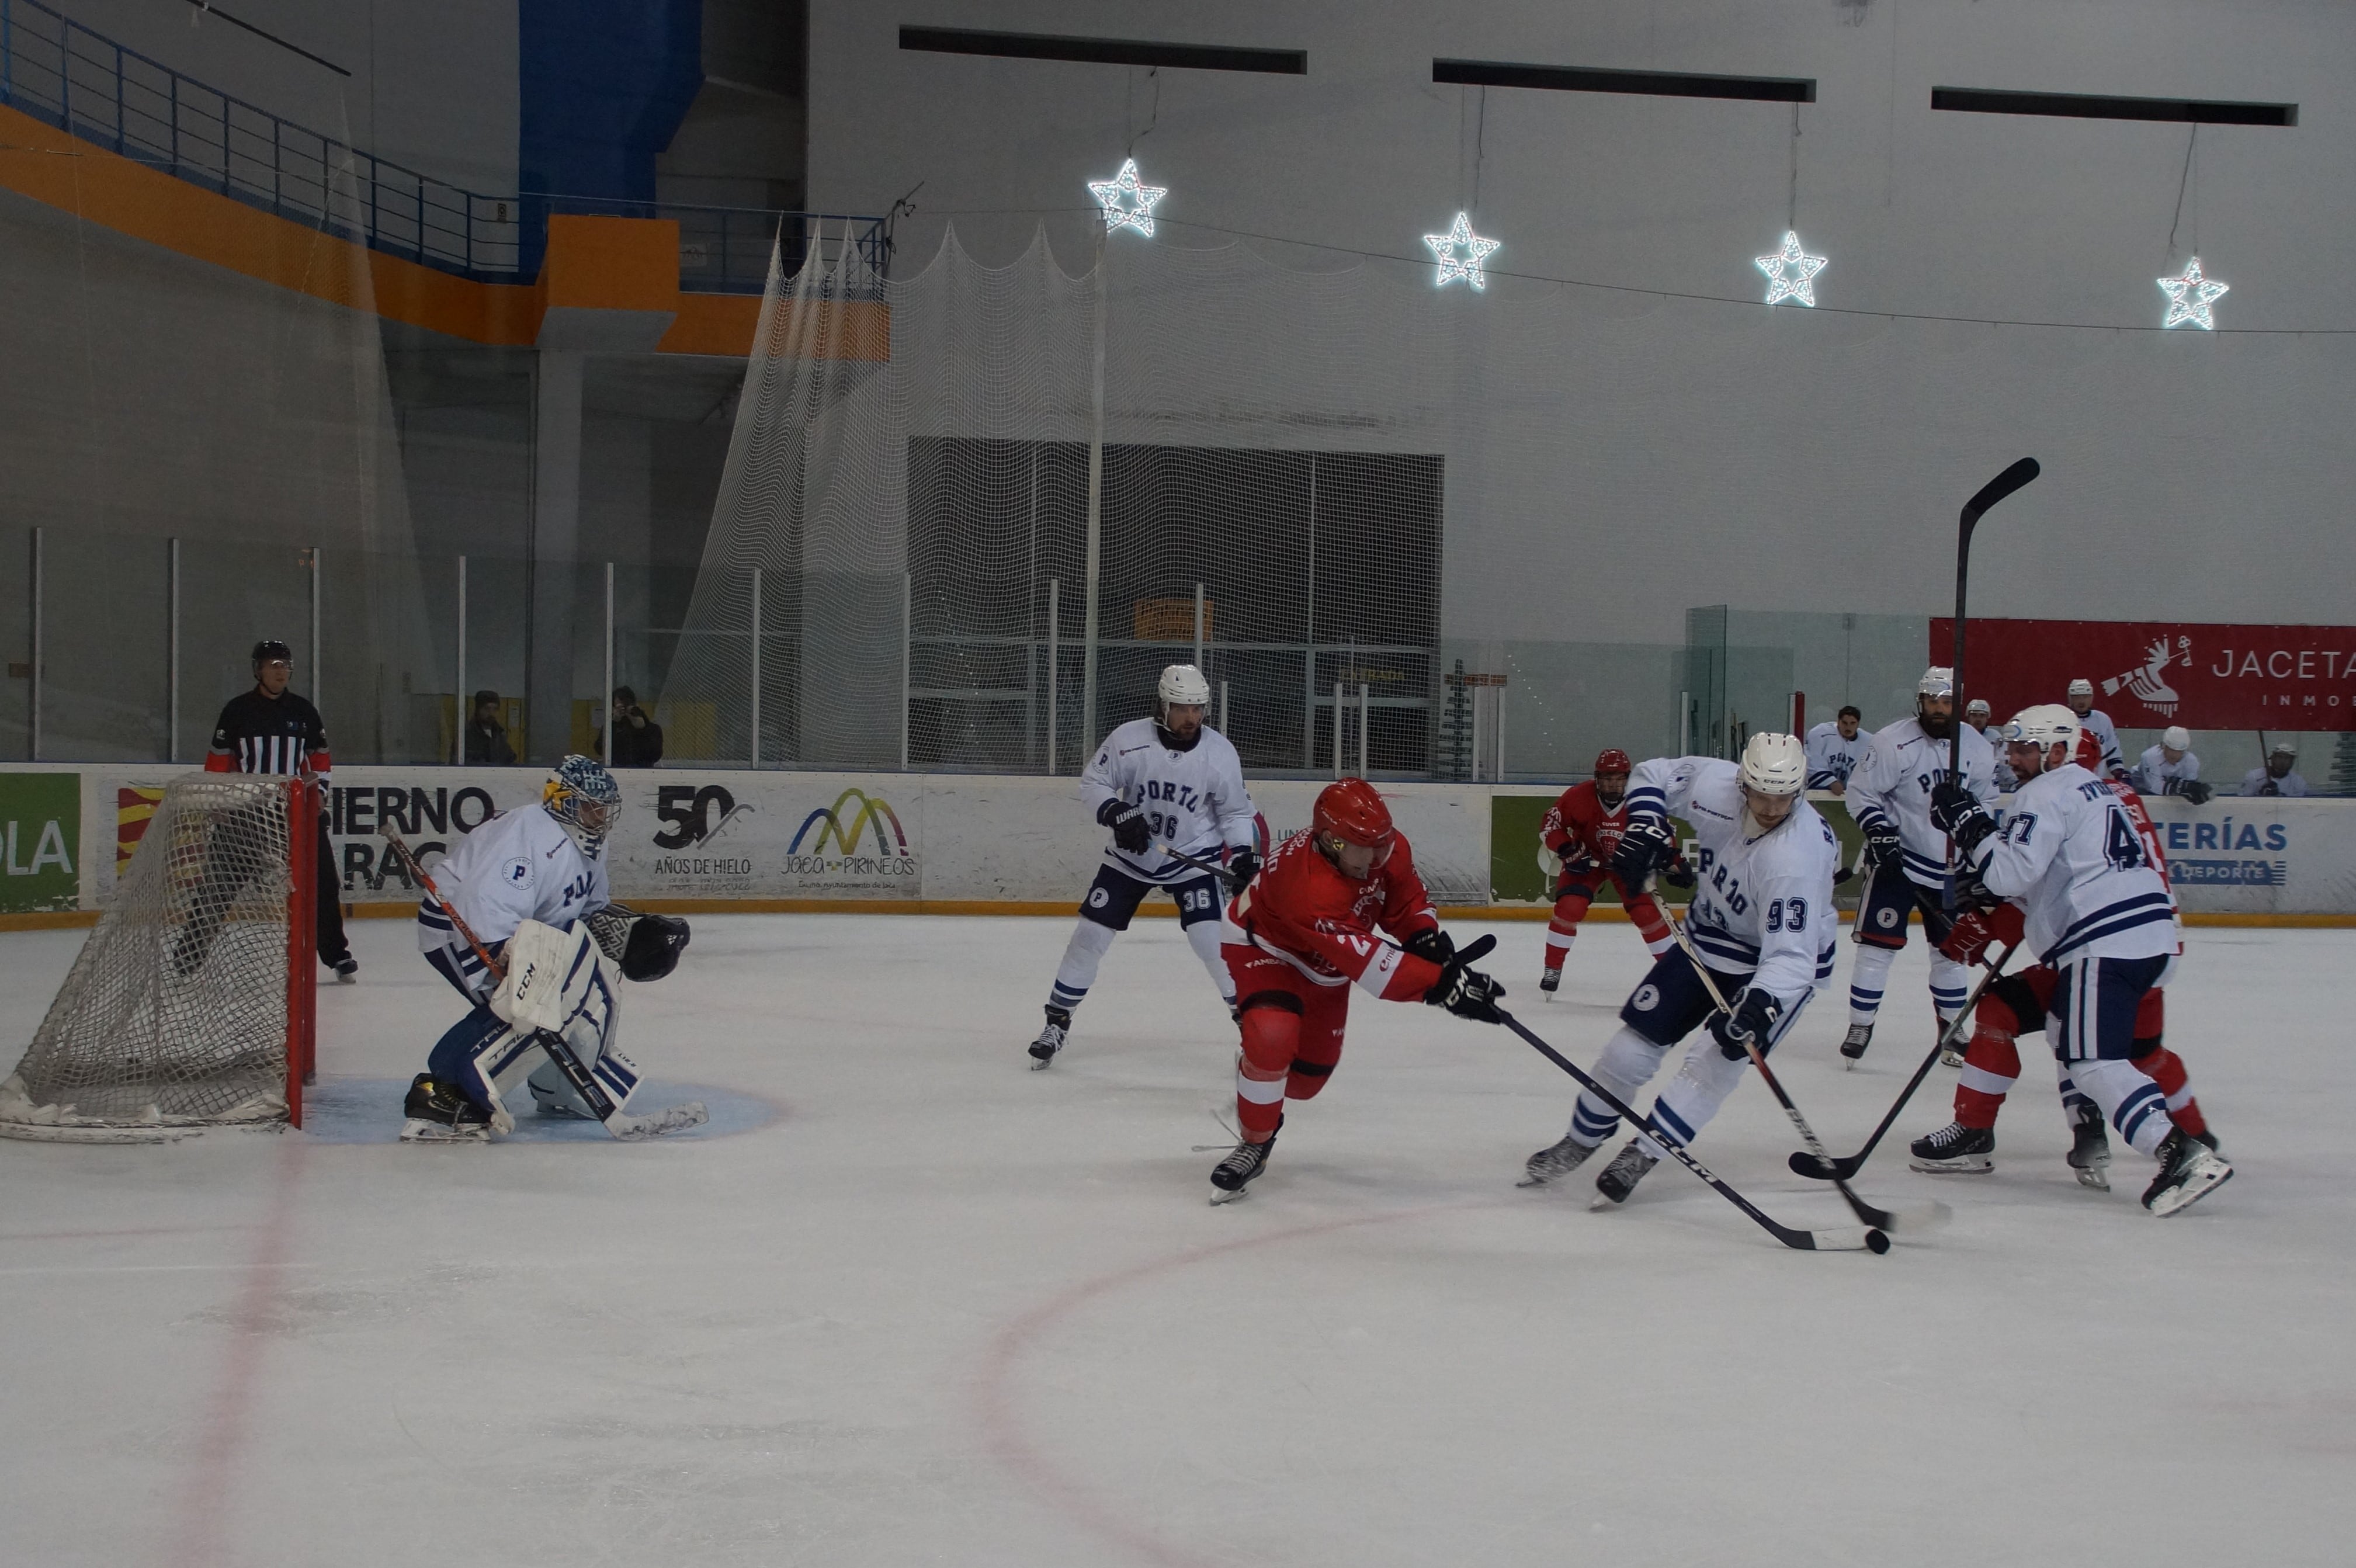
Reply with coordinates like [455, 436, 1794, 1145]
[1422, 932, 1505, 1023]
[1708, 986, 1782, 1061]
[585, 904, 691, 981]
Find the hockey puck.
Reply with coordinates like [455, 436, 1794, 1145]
[1864, 1229, 1890, 1254]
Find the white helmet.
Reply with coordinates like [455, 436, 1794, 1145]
[2162, 725, 2192, 751]
[1157, 663, 1212, 711]
[2001, 703, 2081, 760]
[1739, 731, 1808, 797]
[2270, 736, 2298, 757]
[2066, 677, 2095, 698]
[1917, 667, 1955, 699]
[1965, 698, 1992, 720]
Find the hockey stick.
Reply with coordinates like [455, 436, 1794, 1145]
[1500, 1010, 1884, 1253]
[1947, 457, 2040, 911]
[378, 827, 706, 1140]
[1658, 911, 1941, 1236]
[1788, 941, 2017, 1182]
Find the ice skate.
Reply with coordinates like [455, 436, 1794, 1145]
[1519, 1132, 1597, 1187]
[1909, 1121, 1995, 1175]
[1591, 1139, 1658, 1206]
[1209, 1128, 1277, 1203]
[2194, 1128, 2221, 1153]
[2067, 1109, 2112, 1191]
[331, 955, 358, 984]
[1539, 966, 1562, 1000]
[1938, 1028, 1967, 1069]
[2143, 1128, 2233, 1217]
[1027, 1007, 1071, 1069]
[1840, 1022, 1873, 1068]
[399, 1073, 491, 1143]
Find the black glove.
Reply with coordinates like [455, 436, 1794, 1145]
[1949, 859, 2000, 916]
[620, 913, 691, 981]
[1609, 818, 1675, 885]
[1928, 780, 1996, 855]
[1403, 928, 1456, 966]
[1660, 854, 1696, 890]
[1860, 816, 1902, 865]
[1222, 846, 1260, 899]
[1098, 797, 1151, 855]
[2181, 779, 2213, 806]
[1424, 932, 1504, 1023]
[1708, 986, 1782, 1060]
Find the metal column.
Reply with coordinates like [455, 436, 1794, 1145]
[454, 556, 468, 766]
[601, 562, 615, 766]
[167, 537, 181, 763]
[748, 567, 762, 768]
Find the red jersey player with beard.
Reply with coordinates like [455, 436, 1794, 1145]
[1536, 749, 1678, 997]
[1209, 779, 1506, 1202]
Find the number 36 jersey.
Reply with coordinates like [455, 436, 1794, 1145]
[1079, 717, 1259, 884]
[1625, 756, 1841, 1009]
[1962, 760, 2175, 966]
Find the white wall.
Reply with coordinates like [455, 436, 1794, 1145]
[811, 1, 2356, 647]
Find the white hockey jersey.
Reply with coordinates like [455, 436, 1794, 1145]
[2075, 706, 2124, 776]
[1803, 721, 1867, 790]
[1079, 717, 1258, 884]
[1965, 761, 2175, 965]
[416, 805, 611, 999]
[1846, 717, 1998, 891]
[2130, 744, 2201, 796]
[1626, 757, 1841, 1007]
[1981, 724, 2017, 793]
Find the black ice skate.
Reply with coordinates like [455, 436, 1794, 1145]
[400, 1073, 491, 1143]
[2067, 1108, 2112, 1191]
[1519, 1133, 1598, 1187]
[1027, 1007, 1071, 1069]
[1539, 967, 1562, 1000]
[1840, 1022, 1873, 1067]
[1909, 1121, 1995, 1175]
[1209, 1126, 1278, 1203]
[1591, 1139, 1658, 1206]
[332, 955, 358, 984]
[2143, 1128, 2233, 1216]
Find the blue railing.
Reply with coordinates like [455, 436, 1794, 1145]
[0, 0, 881, 295]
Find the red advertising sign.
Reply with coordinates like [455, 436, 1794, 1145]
[1930, 619, 2356, 731]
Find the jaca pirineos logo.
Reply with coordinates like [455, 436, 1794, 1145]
[2100, 634, 2191, 719]
[786, 789, 917, 879]
[651, 783, 756, 877]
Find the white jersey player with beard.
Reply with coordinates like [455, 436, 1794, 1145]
[1026, 665, 1261, 1067]
[1521, 735, 1841, 1203]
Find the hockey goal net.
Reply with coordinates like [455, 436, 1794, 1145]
[0, 773, 318, 1142]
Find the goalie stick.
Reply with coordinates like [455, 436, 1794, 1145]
[377, 827, 706, 1141]
[1501, 1009, 1885, 1253]
[1788, 942, 2017, 1182]
[1658, 910, 1945, 1237]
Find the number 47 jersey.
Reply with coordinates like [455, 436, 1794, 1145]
[1966, 761, 2175, 966]
[1625, 756, 1842, 1007]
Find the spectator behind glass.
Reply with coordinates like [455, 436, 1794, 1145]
[466, 689, 516, 765]
[606, 686, 665, 768]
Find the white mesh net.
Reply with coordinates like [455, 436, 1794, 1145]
[0, 773, 297, 1141]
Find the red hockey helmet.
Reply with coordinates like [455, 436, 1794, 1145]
[1594, 748, 1632, 776]
[1313, 778, 1394, 852]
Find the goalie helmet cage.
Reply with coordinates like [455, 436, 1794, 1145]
[0, 773, 318, 1142]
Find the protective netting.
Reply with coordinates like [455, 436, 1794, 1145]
[0, 773, 295, 1140]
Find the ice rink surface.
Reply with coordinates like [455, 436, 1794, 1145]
[2, 913, 2350, 1567]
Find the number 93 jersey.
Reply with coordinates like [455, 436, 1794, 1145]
[1080, 717, 1259, 883]
[1965, 761, 2175, 966]
[1625, 756, 1841, 1007]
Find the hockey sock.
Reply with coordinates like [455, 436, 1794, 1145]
[1954, 994, 2026, 1128]
[2066, 1057, 2175, 1157]
[1234, 1004, 1296, 1140]
[1848, 942, 1899, 1025]
[1624, 893, 1675, 958]
[1642, 1035, 1757, 1158]
[1182, 917, 1237, 1006]
[1047, 919, 1119, 1014]
[1545, 891, 1590, 970]
[1567, 1025, 1671, 1148]
[2135, 1045, 2208, 1137]
[2055, 1059, 2098, 1130]
[1928, 953, 1972, 1028]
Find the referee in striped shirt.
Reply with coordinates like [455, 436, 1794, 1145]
[203, 639, 356, 980]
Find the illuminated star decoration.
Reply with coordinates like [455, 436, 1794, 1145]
[1754, 230, 1828, 307]
[1087, 158, 1167, 237]
[1423, 211, 1501, 290]
[2157, 256, 2229, 329]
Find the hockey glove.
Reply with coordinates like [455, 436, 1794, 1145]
[1222, 845, 1261, 899]
[1098, 797, 1152, 855]
[1402, 927, 1456, 966]
[1609, 817, 1675, 886]
[1938, 900, 2022, 967]
[2181, 779, 2214, 806]
[1424, 933, 1504, 1023]
[1859, 815, 1902, 866]
[1660, 854, 1697, 890]
[1928, 780, 1996, 855]
[1708, 986, 1782, 1061]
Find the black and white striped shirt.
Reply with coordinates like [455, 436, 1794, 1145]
[206, 689, 332, 777]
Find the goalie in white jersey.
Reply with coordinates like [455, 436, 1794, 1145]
[1521, 734, 1840, 1205]
[1840, 667, 1998, 1066]
[402, 755, 693, 1142]
[1027, 665, 1262, 1067]
[1931, 706, 2231, 1215]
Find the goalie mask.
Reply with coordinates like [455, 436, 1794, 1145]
[544, 754, 622, 853]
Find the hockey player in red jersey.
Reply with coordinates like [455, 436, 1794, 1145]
[1536, 748, 1677, 997]
[1912, 726, 2216, 1188]
[1208, 778, 1506, 1201]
